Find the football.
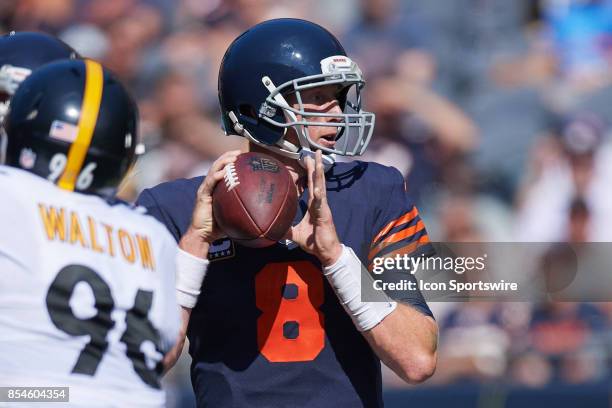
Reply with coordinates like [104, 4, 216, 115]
[212, 152, 298, 247]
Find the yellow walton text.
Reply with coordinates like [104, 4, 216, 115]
[38, 203, 156, 271]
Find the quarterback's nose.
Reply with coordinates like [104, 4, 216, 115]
[324, 100, 343, 117]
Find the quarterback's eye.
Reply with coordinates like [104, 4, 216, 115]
[301, 86, 339, 106]
[312, 93, 324, 103]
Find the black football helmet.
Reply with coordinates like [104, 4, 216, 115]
[3, 59, 138, 196]
[218, 19, 375, 168]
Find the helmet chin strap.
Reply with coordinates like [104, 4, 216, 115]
[228, 110, 336, 173]
[298, 148, 335, 172]
[229, 113, 336, 173]
[0, 128, 6, 165]
[0, 100, 8, 125]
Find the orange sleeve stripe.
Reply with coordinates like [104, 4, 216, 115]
[383, 220, 425, 246]
[372, 207, 418, 244]
[368, 237, 430, 267]
[368, 222, 426, 260]
[417, 234, 430, 244]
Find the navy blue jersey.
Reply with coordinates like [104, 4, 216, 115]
[137, 160, 433, 407]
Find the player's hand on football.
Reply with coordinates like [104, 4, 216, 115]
[287, 150, 343, 267]
[182, 150, 241, 251]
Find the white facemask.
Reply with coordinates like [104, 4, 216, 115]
[0, 64, 33, 165]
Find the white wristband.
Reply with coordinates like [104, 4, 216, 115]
[323, 245, 397, 331]
[175, 248, 209, 308]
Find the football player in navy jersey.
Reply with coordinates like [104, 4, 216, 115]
[0, 32, 79, 162]
[137, 18, 438, 407]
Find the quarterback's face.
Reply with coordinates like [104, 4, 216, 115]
[285, 84, 343, 149]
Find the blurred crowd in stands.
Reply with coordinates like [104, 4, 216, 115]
[4, 0, 612, 401]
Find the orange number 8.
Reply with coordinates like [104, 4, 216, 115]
[255, 261, 325, 362]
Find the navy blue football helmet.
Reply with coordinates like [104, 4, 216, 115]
[0, 32, 79, 123]
[0, 32, 79, 163]
[218, 19, 375, 168]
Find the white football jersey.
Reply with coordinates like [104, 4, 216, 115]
[0, 166, 180, 407]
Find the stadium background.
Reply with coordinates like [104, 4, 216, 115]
[4, 0, 612, 406]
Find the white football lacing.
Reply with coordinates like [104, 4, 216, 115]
[223, 162, 240, 191]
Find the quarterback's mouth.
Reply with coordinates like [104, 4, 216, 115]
[317, 134, 336, 148]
